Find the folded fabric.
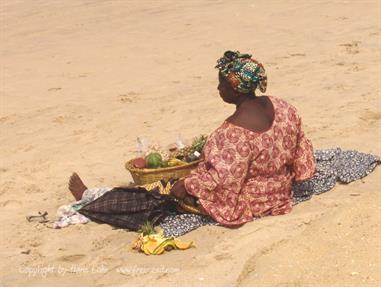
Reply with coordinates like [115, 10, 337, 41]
[53, 187, 111, 229]
[78, 187, 177, 231]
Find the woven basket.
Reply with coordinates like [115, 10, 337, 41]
[125, 159, 202, 185]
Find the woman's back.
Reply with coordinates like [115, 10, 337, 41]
[222, 96, 313, 178]
[246, 96, 313, 178]
[184, 96, 315, 225]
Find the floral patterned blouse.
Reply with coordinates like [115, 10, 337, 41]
[184, 96, 315, 226]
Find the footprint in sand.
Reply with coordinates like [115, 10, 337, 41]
[26, 184, 44, 194]
[119, 91, 140, 103]
[22, 145, 34, 152]
[26, 237, 43, 248]
[58, 254, 86, 262]
[119, 95, 133, 103]
[350, 63, 362, 72]
[48, 87, 62, 91]
[360, 111, 381, 125]
[52, 115, 74, 124]
[339, 41, 361, 54]
[275, 281, 303, 287]
[369, 27, 381, 36]
[0, 199, 22, 209]
[0, 116, 10, 124]
[0, 181, 15, 197]
[214, 253, 233, 261]
[0, 115, 16, 125]
[91, 238, 110, 251]
[337, 62, 362, 71]
[72, 129, 85, 136]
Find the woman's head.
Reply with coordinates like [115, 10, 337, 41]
[217, 72, 247, 103]
[216, 50, 267, 104]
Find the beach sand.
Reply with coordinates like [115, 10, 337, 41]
[1, 0, 380, 286]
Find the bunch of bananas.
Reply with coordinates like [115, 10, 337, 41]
[167, 158, 187, 167]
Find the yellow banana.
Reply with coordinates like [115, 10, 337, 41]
[168, 158, 187, 167]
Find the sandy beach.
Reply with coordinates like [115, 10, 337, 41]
[1, 0, 380, 286]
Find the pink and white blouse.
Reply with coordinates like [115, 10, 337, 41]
[184, 96, 315, 226]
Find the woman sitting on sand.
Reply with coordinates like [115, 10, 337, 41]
[68, 51, 315, 227]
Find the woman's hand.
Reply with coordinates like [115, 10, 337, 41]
[170, 179, 187, 200]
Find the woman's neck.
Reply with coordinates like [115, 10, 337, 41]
[235, 92, 257, 109]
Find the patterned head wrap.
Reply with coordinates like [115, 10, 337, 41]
[216, 50, 267, 94]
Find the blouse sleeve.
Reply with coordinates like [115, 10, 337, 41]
[292, 117, 316, 181]
[184, 127, 252, 202]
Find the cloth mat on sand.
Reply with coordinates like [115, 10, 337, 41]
[53, 148, 380, 237]
[162, 148, 380, 237]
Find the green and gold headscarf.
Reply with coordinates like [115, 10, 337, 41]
[216, 50, 267, 94]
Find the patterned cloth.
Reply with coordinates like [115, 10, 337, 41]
[184, 96, 315, 226]
[160, 214, 217, 238]
[140, 179, 176, 195]
[216, 50, 267, 93]
[78, 187, 177, 231]
[292, 148, 380, 204]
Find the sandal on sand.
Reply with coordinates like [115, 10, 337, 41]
[26, 211, 49, 223]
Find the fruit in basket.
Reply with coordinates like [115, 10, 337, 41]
[171, 146, 192, 161]
[188, 151, 201, 162]
[168, 158, 188, 167]
[132, 157, 146, 169]
[167, 143, 178, 152]
[161, 160, 169, 168]
[171, 135, 207, 162]
[190, 135, 208, 154]
[145, 152, 163, 169]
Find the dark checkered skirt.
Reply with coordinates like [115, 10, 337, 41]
[78, 187, 177, 231]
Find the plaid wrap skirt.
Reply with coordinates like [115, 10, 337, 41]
[78, 187, 177, 231]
